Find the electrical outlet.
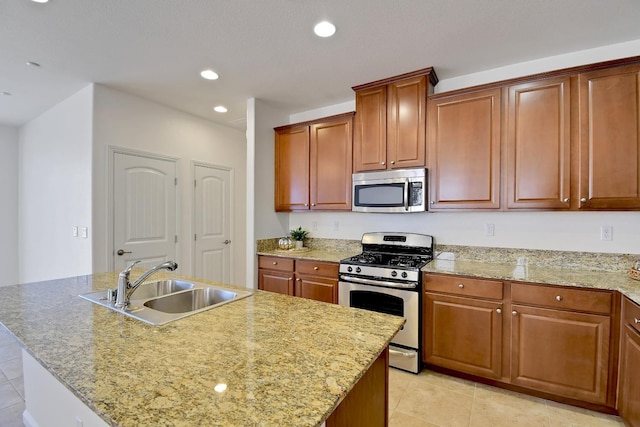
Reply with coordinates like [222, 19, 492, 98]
[484, 223, 495, 237]
[600, 225, 613, 241]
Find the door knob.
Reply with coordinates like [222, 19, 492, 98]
[116, 249, 132, 256]
[223, 240, 231, 244]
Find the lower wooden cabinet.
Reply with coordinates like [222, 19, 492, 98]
[424, 292, 503, 379]
[619, 297, 640, 426]
[258, 256, 338, 304]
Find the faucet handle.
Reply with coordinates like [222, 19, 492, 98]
[122, 260, 141, 276]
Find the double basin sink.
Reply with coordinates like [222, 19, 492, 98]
[80, 279, 253, 325]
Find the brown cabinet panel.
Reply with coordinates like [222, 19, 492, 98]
[310, 117, 353, 210]
[295, 260, 339, 277]
[506, 77, 571, 209]
[511, 304, 611, 404]
[578, 64, 640, 209]
[424, 293, 503, 379]
[275, 126, 310, 211]
[619, 296, 640, 427]
[511, 282, 612, 314]
[354, 86, 387, 172]
[387, 76, 427, 169]
[427, 88, 501, 209]
[295, 276, 337, 304]
[258, 269, 294, 296]
[258, 256, 295, 272]
[424, 273, 503, 300]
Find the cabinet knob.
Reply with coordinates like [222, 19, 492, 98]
[304, 203, 309, 207]
[563, 198, 569, 203]
[272, 261, 277, 265]
[496, 308, 502, 314]
[381, 161, 386, 165]
[512, 310, 518, 316]
[390, 160, 395, 164]
[556, 295, 563, 301]
[458, 283, 464, 289]
[430, 200, 435, 204]
[314, 266, 319, 270]
[580, 197, 587, 203]
[289, 277, 293, 280]
[311, 203, 316, 206]
[296, 278, 300, 282]
[634, 318, 639, 324]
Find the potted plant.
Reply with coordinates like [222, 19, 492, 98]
[289, 226, 309, 249]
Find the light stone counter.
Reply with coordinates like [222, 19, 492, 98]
[0, 272, 404, 427]
[256, 248, 359, 263]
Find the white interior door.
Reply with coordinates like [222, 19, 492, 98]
[113, 152, 177, 271]
[194, 164, 232, 283]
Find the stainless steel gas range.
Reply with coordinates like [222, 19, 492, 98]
[338, 232, 434, 373]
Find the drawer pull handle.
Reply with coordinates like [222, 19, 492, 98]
[635, 318, 640, 324]
[512, 310, 518, 316]
[556, 295, 563, 301]
[289, 277, 293, 280]
[496, 308, 502, 314]
[563, 198, 569, 203]
[458, 284, 464, 289]
[314, 266, 319, 270]
[272, 261, 277, 265]
[580, 197, 587, 203]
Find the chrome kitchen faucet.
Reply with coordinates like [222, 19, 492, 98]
[115, 260, 178, 309]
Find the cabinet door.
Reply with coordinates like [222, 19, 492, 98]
[258, 269, 294, 296]
[424, 293, 503, 379]
[310, 116, 353, 210]
[619, 325, 640, 426]
[427, 88, 501, 209]
[295, 276, 337, 304]
[511, 304, 610, 404]
[578, 64, 640, 209]
[354, 85, 387, 172]
[387, 76, 426, 169]
[506, 77, 571, 209]
[274, 126, 309, 211]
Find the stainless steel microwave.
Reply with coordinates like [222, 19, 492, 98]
[352, 168, 426, 213]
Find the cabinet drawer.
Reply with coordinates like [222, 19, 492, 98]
[623, 296, 640, 334]
[258, 256, 294, 272]
[424, 274, 503, 300]
[511, 283, 612, 314]
[295, 260, 339, 278]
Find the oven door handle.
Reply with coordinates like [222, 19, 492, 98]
[340, 275, 417, 289]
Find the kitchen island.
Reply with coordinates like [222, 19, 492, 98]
[0, 272, 404, 426]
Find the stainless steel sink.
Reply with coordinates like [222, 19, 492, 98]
[79, 280, 252, 325]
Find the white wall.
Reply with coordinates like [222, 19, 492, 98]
[0, 125, 19, 286]
[283, 40, 640, 255]
[92, 85, 247, 284]
[18, 86, 94, 283]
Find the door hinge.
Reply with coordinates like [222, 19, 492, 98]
[174, 177, 178, 186]
[175, 235, 178, 243]
[194, 234, 197, 241]
[194, 179, 197, 188]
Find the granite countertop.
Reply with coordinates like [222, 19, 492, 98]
[257, 248, 359, 263]
[0, 272, 404, 427]
[423, 259, 640, 305]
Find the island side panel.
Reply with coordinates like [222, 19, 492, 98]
[326, 346, 389, 427]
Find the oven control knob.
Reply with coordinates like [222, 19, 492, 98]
[401, 272, 408, 278]
[347, 266, 353, 272]
[355, 267, 361, 273]
[391, 271, 397, 277]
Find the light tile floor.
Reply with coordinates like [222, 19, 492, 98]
[0, 326, 627, 427]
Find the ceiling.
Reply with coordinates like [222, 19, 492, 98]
[2, 0, 640, 130]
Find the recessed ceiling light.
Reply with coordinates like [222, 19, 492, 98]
[0, 92, 12, 96]
[314, 21, 336, 37]
[200, 69, 219, 80]
[214, 106, 228, 113]
[26, 61, 41, 67]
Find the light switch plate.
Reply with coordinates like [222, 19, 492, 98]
[81, 227, 88, 239]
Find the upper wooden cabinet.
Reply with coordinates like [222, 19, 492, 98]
[578, 63, 640, 210]
[274, 113, 354, 212]
[427, 88, 502, 209]
[506, 77, 572, 209]
[353, 68, 438, 172]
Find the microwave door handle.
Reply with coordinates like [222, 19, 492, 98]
[404, 179, 410, 211]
